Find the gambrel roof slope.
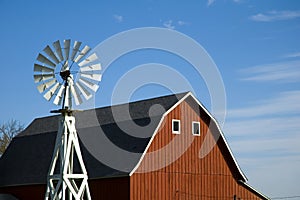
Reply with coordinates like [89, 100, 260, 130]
[0, 92, 267, 199]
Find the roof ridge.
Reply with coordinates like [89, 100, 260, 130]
[85, 91, 189, 112]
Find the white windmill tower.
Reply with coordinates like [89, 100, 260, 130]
[33, 39, 101, 200]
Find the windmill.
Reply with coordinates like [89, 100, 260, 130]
[34, 39, 101, 200]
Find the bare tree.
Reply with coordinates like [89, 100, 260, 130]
[0, 119, 24, 156]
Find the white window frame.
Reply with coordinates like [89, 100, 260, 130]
[172, 119, 180, 134]
[192, 121, 200, 136]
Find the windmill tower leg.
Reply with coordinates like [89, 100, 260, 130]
[45, 111, 91, 200]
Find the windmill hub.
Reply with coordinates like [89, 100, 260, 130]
[60, 70, 71, 81]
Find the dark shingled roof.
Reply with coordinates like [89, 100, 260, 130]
[0, 92, 188, 187]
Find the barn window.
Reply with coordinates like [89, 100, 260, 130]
[192, 121, 200, 136]
[172, 119, 180, 134]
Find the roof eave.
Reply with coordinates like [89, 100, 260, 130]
[239, 181, 270, 200]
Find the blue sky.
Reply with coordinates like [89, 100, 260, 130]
[1, 0, 300, 198]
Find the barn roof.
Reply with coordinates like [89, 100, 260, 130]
[0, 92, 248, 188]
[0, 92, 186, 187]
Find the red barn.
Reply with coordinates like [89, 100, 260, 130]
[0, 92, 269, 199]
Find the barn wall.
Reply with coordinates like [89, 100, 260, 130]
[0, 177, 129, 200]
[90, 177, 130, 200]
[0, 184, 45, 200]
[130, 99, 264, 200]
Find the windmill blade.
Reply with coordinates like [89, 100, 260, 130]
[79, 64, 101, 72]
[34, 74, 55, 83]
[79, 78, 99, 92]
[76, 82, 92, 100]
[53, 40, 64, 62]
[74, 45, 91, 63]
[36, 53, 56, 67]
[43, 45, 59, 64]
[78, 53, 98, 67]
[53, 84, 65, 105]
[70, 41, 82, 61]
[34, 64, 55, 73]
[64, 39, 71, 60]
[70, 84, 83, 105]
[37, 79, 57, 93]
[43, 82, 60, 101]
[80, 73, 102, 82]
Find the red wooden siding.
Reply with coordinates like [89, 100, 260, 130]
[130, 99, 263, 200]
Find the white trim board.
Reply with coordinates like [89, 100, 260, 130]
[192, 121, 201, 136]
[172, 119, 181, 134]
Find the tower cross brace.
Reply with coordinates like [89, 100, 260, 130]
[45, 110, 91, 200]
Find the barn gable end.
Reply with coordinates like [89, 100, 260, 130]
[130, 93, 268, 200]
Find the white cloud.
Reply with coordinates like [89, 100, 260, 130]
[239, 155, 300, 197]
[224, 91, 300, 197]
[284, 52, 300, 58]
[113, 14, 123, 23]
[225, 58, 300, 196]
[207, 0, 243, 6]
[250, 10, 300, 22]
[240, 60, 300, 82]
[225, 116, 300, 136]
[207, 0, 215, 6]
[177, 20, 188, 26]
[226, 117, 300, 197]
[226, 90, 300, 119]
[162, 20, 189, 30]
[163, 20, 175, 29]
